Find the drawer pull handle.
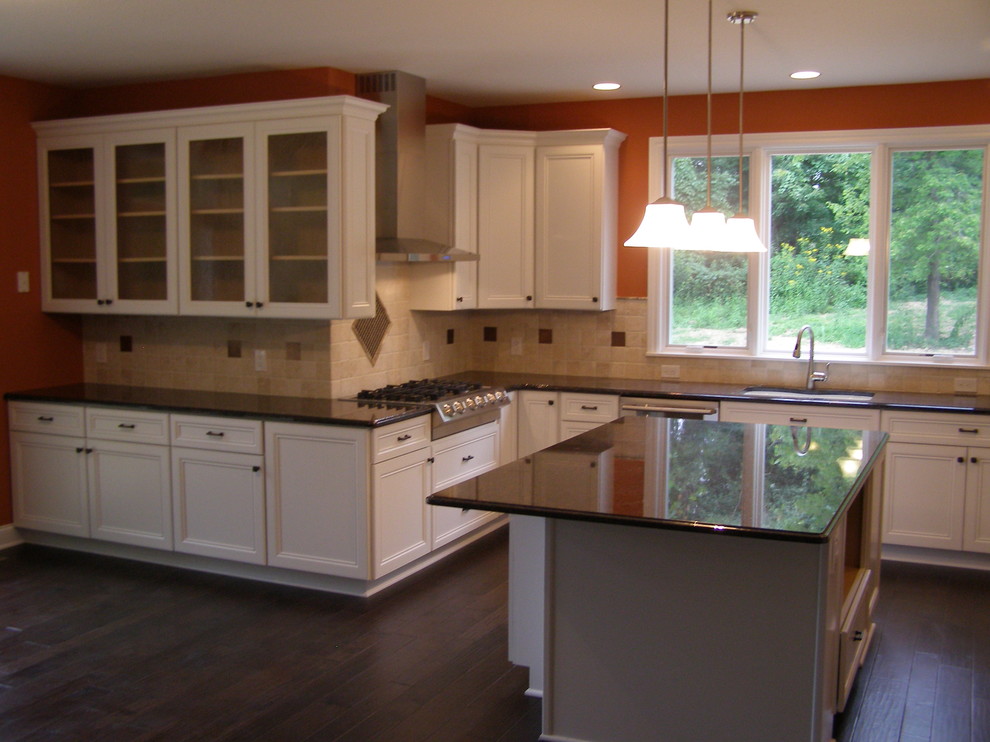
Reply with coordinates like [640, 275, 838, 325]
[37, 415, 54, 422]
[789, 417, 808, 424]
[117, 423, 136, 429]
[462, 455, 475, 463]
[397, 434, 412, 442]
[853, 630, 864, 642]
[581, 405, 599, 411]
[206, 431, 225, 437]
[959, 427, 979, 434]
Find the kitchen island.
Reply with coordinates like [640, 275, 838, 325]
[428, 416, 887, 742]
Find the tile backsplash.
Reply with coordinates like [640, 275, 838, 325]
[82, 264, 990, 398]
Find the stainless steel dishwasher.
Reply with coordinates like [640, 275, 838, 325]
[619, 396, 719, 421]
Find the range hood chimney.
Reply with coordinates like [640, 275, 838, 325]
[356, 71, 478, 262]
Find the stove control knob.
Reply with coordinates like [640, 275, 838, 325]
[485, 392, 497, 405]
[464, 397, 476, 410]
[441, 403, 453, 416]
[474, 394, 486, 407]
[452, 401, 464, 414]
[493, 391, 505, 403]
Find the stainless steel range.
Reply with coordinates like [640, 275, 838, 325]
[353, 379, 510, 439]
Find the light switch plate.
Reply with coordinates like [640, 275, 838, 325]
[254, 349, 267, 372]
[661, 364, 681, 380]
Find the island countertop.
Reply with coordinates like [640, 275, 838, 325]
[428, 415, 887, 543]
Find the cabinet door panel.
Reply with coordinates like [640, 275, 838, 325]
[178, 123, 256, 316]
[172, 448, 265, 563]
[372, 449, 430, 577]
[883, 441, 966, 549]
[265, 422, 369, 578]
[964, 447, 990, 553]
[477, 144, 534, 308]
[10, 431, 89, 537]
[88, 440, 172, 550]
[517, 391, 559, 458]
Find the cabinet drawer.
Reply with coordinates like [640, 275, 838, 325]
[881, 410, 990, 446]
[172, 414, 263, 454]
[86, 407, 169, 444]
[431, 421, 499, 493]
[720, 401, 880, 431]
[8, 401, 85, 436]
[558, 393, 619, 424]
[372, 416, 431, 463]
[838, 569, 875, 711]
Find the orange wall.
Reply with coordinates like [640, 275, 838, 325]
[0, 75, 86, 525]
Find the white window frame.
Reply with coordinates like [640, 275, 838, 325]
[646, 125, 990, 367]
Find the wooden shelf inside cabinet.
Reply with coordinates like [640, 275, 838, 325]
[191, 255, 245, 262]
[118, 257, 167, 264]
[51, 258, 97, 264]
[190, 208, 245, 215]
[51, 213, 96, 220]
[117, 176, 167, 184]
[269, 206, 328, 213]
[270, 169, 328, 177]
[269, 255, 327, 262]
[118, 211, 167, 218]
[51, 180, 96, 188]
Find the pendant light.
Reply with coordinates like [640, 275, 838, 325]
[723, 10, 767, 252]
[624, 0, 689, 248]
[684, 0, 728, 251]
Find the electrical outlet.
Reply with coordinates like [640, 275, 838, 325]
[954, 377, 978, 395]
[422, 341, 431, 361]
[510, 337, 523, 356]
[16, 272, 29, 293]
[661, 364, 681, 380]
[254, 349, 267, 372]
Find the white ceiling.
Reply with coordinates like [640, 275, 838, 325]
[1, 0, 988, 107]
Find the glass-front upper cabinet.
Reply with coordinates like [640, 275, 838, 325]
[39, 131, 177, 314]
[178, 123, 256, 316]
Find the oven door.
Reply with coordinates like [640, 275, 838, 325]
[619, 396, 719, 421]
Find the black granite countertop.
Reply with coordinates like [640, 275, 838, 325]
[3, 383, 430, 428]
[428, 416, 887, 543]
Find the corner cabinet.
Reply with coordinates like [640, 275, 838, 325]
[415, 125, 626, 312]
[35, 96, 386, 319]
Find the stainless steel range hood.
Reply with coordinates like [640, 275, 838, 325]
[356, 71, 478, 263]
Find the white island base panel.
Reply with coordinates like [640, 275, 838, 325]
[540, 518, 837, 742]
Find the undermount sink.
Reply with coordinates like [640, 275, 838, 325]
[741, 386, 875, 403]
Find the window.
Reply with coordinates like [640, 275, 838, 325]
[649, 127, 990, 365]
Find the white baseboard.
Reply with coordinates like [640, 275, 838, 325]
[882, 543, 990, 571]
[0, 524, 23, 550]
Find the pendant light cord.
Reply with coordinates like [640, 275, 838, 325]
[705, 0, 713, 209]
[661, 0, 671, 199]
[737, 12, 746, 214]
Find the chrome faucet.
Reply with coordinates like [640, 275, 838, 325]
[793, 325, 830, 389]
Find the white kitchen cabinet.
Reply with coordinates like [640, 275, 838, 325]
[35, 96, 385, 319]
[418, 126, 625, 313]
[10, 429, 90, 538]
[534, 130, 624, 311]
[412, 123, 480, 311]
[719, 400, 880, 431]
[477, 134, 537, 309]
[170, 415, 266, 564]
[880, 410, 990, 553]
[37, 129, 177, 314]
[372, 447, 431, 577]
[264, 420, 369, 578]
[557, 392, 620, 441]
[429, 421, 501, 549]
[9, 402, 172, 549]
[517, 391, 560, 458]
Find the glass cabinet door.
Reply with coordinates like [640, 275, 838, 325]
[44, 144, 100, 304]
[178, 124, 254, 315]
[109, 130, 176, 313]
[262, 128, 331, 309]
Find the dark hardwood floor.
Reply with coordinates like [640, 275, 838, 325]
[1, 531, 988, 741]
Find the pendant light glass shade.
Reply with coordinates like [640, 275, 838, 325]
[625, 197, 689, 248]
[684, 207, 727, 251]
[723, 215, 767, 252]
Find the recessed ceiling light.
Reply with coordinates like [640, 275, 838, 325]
[593, 82, 622, 91]
[790, 70, 821, 80]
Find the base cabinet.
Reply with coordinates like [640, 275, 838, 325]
[264, 421, 369, 578]
[372, 448, 431, 578]
[172, 448, 266, 564]
[10, 430, 90, 538]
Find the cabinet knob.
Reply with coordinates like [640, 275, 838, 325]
[246, 301, 254, 308]
[97, 299, 105, 306]
[427, 456, 435, 464]
[548, 400, 554, 406]
[456, 296, 464, 303]
[76, 447, 84, 453]
[256, 302, 264, 308]
[105, 298, 113, 305]
[526, 295, 533, 301]
[972, 457, 978, 464]
[958, 456, 965, 463]
[853, 630, 864, 642]
[252, 465, 261, 473]
[592, 297, 598, 303]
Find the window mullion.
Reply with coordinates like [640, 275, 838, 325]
[750, 146, 770, 355]
[867, 144, 890, 361]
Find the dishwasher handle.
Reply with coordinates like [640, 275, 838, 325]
[620, 403, 718, 417]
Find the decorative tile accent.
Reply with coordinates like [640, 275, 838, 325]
[120, 335, 132, 353]
[483, 326, 497, 342]
[447, 329, 455, 344]
[611, 331, 626, 347]
[352, 294, 391, 365]
[539, 328, 553, 344]
[227, 340, 242, 358]
[285, 342, 302, 361]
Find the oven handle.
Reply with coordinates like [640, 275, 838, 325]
[620, 403, 718, 417]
